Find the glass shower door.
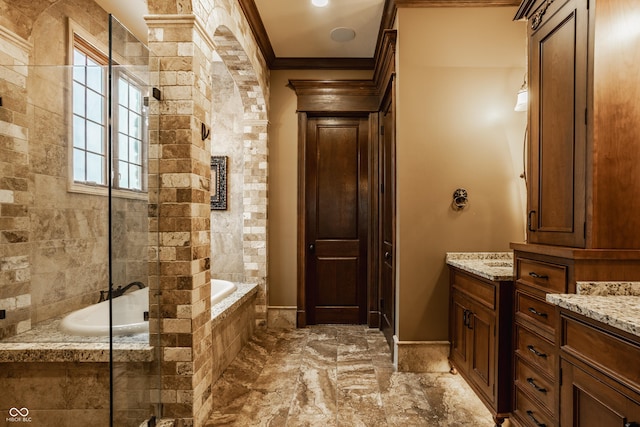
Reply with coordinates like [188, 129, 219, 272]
[107, 15, 161, 427]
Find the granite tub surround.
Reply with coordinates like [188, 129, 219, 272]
[0, 317, 153, 363]
[546, 293, 640, 338]
[445, 252, 514, 281]
[206, 325, 499, 427]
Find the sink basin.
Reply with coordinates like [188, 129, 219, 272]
[482, 261, 512, 268]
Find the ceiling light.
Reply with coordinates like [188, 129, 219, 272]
[312, 0, 329, 7]
[330, 27, 356, 42]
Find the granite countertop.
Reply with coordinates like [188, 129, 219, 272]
[547, 281, 640, 338]
[445, 252, 514, 281]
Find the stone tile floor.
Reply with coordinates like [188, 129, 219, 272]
[206, 325, 511, 426]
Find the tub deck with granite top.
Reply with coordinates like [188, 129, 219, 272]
[0, 282, 259, 363]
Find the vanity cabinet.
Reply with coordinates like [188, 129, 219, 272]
[449, 267, 513, 426]
[511, 251, 567, 427]
[559, 310, 640, 427]
[510, 246, 640, 427]
[515, 0, 640, 249]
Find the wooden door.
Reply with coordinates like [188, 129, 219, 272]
[528, 0, 588, 247]
[304, 116, 368, 324]
[379, 90, 395, 352]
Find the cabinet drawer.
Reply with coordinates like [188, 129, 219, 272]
[451, 270, 495, 309]
[515, 356, 555, 413]
[514, 386, 555, 427]
[562, 314, 640, 389]
[516, 288, 556, 334]
[516, 325, 556, 377]
[517, 258, 567, 293]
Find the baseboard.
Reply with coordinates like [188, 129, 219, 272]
[267, 306, 297, 329]
[394, 337, 450, 373]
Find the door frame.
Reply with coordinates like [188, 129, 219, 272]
[295, 111, 376, 327]
[290, 31, 396, 328]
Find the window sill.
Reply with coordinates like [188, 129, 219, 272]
[68, 182, 148, 201]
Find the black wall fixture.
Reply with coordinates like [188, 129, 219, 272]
[201, 122, 210, 141]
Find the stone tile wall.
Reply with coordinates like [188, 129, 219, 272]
[147, 1, 270, 424]
[0, 361, 153, 427]
[210, 61, 244, 283]
[0, 26, 31, 340]
[146, 14, 214, 427]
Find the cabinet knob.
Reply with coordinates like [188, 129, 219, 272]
[308, 244, 315, 252]
[625, 423, 640, 427]
[384, 251, 392, 261]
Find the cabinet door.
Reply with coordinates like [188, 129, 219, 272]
[450, 290, 469, 369]
[467, 301, 496, 403]
[528, 0, 588, 247]
[560, 360, 640, 427]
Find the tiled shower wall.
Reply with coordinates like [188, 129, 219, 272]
[210, 60, 244, 283]
[0, 0, 153, 339]
[0, 27, 31, 339]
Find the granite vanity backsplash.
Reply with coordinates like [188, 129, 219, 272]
[547, 281, 640, 338]
[445, 252, 514, 281]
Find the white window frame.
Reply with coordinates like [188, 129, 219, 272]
[67, 21, 147, 199]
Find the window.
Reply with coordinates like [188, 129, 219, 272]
[72, 35, 146, 192]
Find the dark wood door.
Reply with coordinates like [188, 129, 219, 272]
[305, 117, 368, 324]
[528, 0, 588, 247]
[380, 94, 395, 352]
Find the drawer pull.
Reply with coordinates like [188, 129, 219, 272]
[526, 377, 547, 393]
[526, 410, 546, 427]
[529, 272, 549, 280]
[527, 344, 547, 358]
[528, 307, 548, 318]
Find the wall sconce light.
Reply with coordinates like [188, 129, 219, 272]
[514, 77, 528, 112]
[312, 0, 329, 7]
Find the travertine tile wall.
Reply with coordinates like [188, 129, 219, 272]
[211, 28, 268, 327]
[210, 60, 244, 283]
[146, 15, 214, 427]
[0, 27, 31, 340]
[147, 0, 269, 423]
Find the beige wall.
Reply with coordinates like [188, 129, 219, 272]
[395, 7, 526, 341]
[268, 69, 372, 306]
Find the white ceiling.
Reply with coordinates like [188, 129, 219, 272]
[254, 0, 385, 58]
[94, 0, 149, 43]
[95, 0, 384, 59]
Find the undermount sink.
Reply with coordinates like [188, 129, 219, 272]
[482, 261, 512, 268]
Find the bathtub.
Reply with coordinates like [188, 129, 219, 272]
[60, 287, 149, 336]
[211, 279, 237, 305]
[60, 279, 237, 336]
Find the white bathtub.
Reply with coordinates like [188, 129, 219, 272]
[60, 287, 149, 336]
[211, 279, 237, 306]
[60, 280, 237, 336]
